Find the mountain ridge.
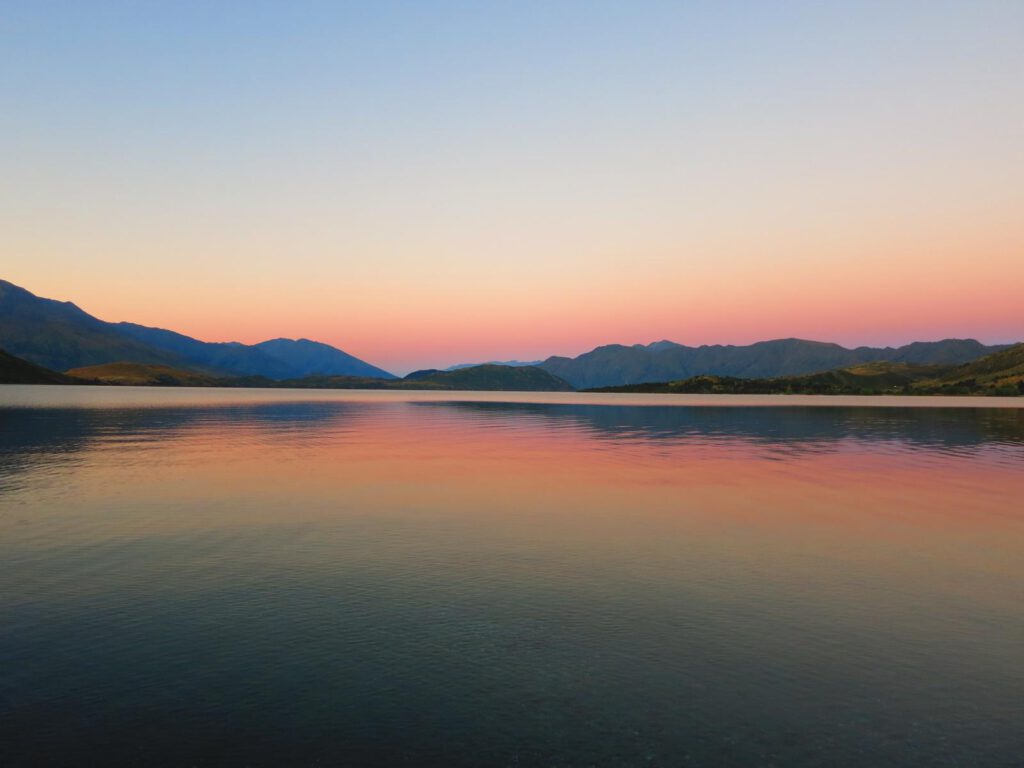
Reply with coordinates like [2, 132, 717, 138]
[539, 337, 1011, 388]
[586, 343, 1024, 397]
[0, 279, 395, 380]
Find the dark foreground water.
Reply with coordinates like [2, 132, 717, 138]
[1, 388, 1022, 767]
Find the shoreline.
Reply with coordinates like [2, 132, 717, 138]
[1, 383, 1022, 409]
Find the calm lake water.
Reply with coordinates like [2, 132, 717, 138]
[2, 386, 1022, 767]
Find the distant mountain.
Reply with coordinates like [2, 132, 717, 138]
[112, 323, 292, 378]
[539, 338, 1012, 389]
[589, 343, 1024, 397]
[0, 279, 394, 379]
[114, 324, 395, 379]
[0, 347, 81, 384]
[254, 338, 393, 379]
[445, 359, 543, 371]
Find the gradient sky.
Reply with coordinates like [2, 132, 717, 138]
[2, 1, 1022, 374]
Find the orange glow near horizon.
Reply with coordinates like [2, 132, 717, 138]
[6, 227, 1022, 373]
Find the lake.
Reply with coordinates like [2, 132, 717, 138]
[1, 386, 1022, 766]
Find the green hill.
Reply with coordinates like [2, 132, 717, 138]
[0, 348, 81, 384]
[923, 343, 1024, 395]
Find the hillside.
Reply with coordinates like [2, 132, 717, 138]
[926, 343, 1024, 394]
[587, 346, 1024, 396]
[0, 348, 82, 384]
[1, 279, 394, 379]
[541, 338, 1010, 389]
[65, 362, 221, 387]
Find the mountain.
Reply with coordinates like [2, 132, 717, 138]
[0, 279, 394, 379]
[0, 280, 186, 372]
[112, 323, 293, 378]
[254, 338, 394, 379]
[114, 324, 396, 380]
[540, 338, 1012, 389]
[445, 359, 543, 371]
[588, 344, 1024, 396]
[0, 347, 82, 384]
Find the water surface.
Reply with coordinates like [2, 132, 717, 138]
[2, 387, 1022, 766]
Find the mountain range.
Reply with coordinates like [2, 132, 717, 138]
[536, 338, 1012, 389]
[589, 343, 1024, 397]
[0, 278, 1017, 387]
[8, 345, 1021, 396]
[0, 279, 394, 379]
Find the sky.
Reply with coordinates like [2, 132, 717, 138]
[2, 1, 1022, 374]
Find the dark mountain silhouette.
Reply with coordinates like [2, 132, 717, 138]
[0, 279, 394, 379]
[0, 347, 83, 384]
[540, 338, 1011, 389]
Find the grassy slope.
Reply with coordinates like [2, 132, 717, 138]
[66, 362, 219, 386]
[930, 343, 1024, 387]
